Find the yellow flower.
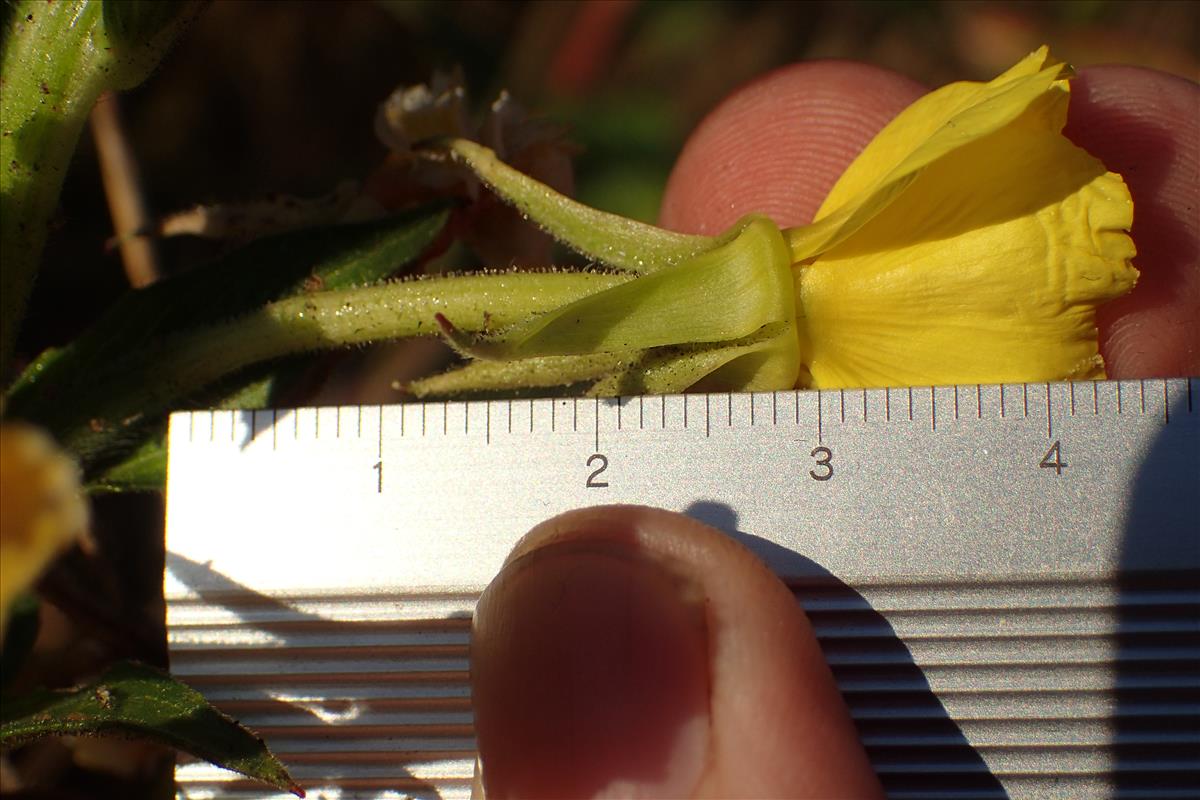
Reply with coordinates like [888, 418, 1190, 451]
[0, 423, 90, 639]
[414, 46, 1136, 397]
[787, 46, 1136, 388]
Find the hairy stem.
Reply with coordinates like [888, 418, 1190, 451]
[60, 270, 628, 463]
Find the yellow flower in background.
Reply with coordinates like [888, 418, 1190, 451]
[0, 423, 90, 639]
[788, 46, 1137, 388]
[414, 46, 1136, 397]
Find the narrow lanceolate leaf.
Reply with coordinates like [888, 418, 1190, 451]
[0, 660, 303, 797]
[85, 431, 166, 494]
[5, 208, 449, 474]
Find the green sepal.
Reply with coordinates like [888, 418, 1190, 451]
[442, 138, 716, 274]
[450, 216, 799, 373]
[588, 323, 798, 396]
[407, 351, 636, 397]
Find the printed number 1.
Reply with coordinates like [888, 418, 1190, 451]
[1039, 441, 1067, 475]
[373, 460, 383, 493]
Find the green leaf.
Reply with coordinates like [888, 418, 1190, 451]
[6, 208, 449, 473]
[1, 660, 303, 797]
[85, 432, 166, 494]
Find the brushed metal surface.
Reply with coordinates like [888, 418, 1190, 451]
[165, 379, 1200, 799]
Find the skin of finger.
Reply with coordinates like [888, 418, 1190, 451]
[659, 61, 926, 234]
[660, 61, 1197, 379]
[1064, 66, 1200, 378]
[485, 505, 883, 799]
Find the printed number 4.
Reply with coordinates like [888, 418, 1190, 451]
[1040, 440, 1067, 475]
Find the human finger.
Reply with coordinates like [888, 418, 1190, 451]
[659, 61, 926, 234]
[1063, 66, 1200, 378]
[470, 505, 882, 799]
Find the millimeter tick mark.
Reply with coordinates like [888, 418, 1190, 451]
[1046, 383, 1053, 438]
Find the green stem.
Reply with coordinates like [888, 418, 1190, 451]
[182, 271, 628, 374]
[61, 270, 628, 463]
[0, 0, 198, 377]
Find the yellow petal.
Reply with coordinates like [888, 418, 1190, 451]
[0, 423, 90, 640]
[815, 46, 1062, 220]
[785, 47, 1072, 263]
[792, 65, 1136, 388]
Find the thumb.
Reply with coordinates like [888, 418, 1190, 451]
[470, 505, 881, 798]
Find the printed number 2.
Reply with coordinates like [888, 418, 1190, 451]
[1039, 440, 1067, 475]
[586, 454, 609, 488]
[810, 446, 833, 481]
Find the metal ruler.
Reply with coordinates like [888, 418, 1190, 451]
[164, 379, 1200, 800]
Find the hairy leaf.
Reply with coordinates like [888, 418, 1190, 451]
[6, 208, 448, 473]
[1, 660, 303, 797]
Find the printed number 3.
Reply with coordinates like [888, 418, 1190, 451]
[810, 446, 833, 481]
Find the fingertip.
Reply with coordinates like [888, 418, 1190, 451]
[659, 61, 926, 235]
[471, 506, 880, 799]
[1064, 66, 1200, 377]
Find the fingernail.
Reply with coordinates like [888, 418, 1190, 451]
[471, 536, 711, 799]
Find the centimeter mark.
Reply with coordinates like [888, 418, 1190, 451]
[817, 394, 824, 444]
